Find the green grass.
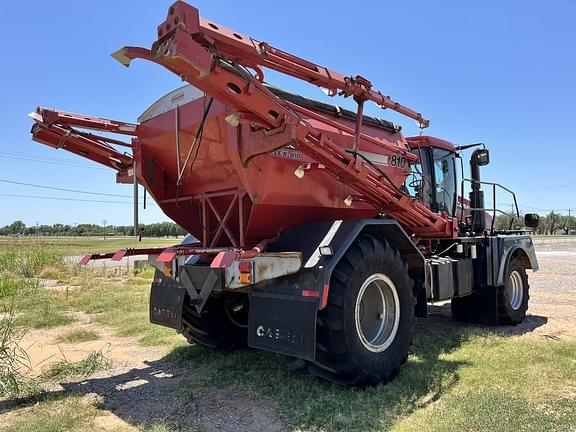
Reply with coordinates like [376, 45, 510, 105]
[43, 349, 111, 380]
[0, 236, 180, 256]
[56, 329, 100, 344]
[3, 394, 199, 432]
[5, 278, 575, 431]
[1, 260, 176, 346]
[62, 268, 182, 347]
[0, 247, 63, 278]
[16, 303, 74, 329]
[3, 396, 101, 432]
[0, 276, 38, 298]
[2, 242, 574, 431]
[165, 325, 576, 432]
[393, 335, 576, 432]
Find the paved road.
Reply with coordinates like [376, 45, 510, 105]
[66, 255, 149, 269]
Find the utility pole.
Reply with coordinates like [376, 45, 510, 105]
[510, 203, 515, 230]
[102, 220, 107, 240]
[133, 160, 139, 237]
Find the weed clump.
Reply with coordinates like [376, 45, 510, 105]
[0, 276, 38, 298]
[0, 303, 39, 397]
[0, 247, 63, 278]
[56, 329, 100, 344]
[43, 348, 111, 380]
[0, 246, 65, 395]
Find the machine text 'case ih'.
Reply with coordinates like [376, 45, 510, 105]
[30, 1, 539, 386]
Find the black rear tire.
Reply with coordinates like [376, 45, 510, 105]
[497, 256, 529, 325]
[309, 235, 414, 386]
[181, 293, 248, 351]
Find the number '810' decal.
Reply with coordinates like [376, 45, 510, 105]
[389, 154, 407, 168]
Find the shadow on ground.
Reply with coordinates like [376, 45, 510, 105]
[1, 305, 548, 432]
[426, 303, 548, 336]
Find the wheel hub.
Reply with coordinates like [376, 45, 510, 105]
[507, 270, 524, 310]
[355, 273, 400, 353]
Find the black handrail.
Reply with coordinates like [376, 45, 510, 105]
[460, 178, 520, 233]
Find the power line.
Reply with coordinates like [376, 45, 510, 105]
[500, 203, 576, 213]
[0, 154, 105, 169]
[0, 149, 92, 163]
[0, 152, 103, 165]
[0, 178, 131, 198]
[0, 193, 132, 204]
[0, 191, 159, 207]
[0, 154, 106, 170]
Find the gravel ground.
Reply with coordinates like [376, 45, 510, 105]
[522, 247, 576, 339]
[427, 243, 576, 340]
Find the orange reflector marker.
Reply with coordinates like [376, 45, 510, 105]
[163, 262, 172, 277]
[239, 273, 251, 283]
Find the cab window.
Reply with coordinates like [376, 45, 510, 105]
[432, 148, 456, 215]
[405, 149, 432, 204]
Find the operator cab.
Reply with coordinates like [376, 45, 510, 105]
[405, 136, 457, 216]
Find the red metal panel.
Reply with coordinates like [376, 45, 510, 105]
[30, 1, 461, 249]
[112, 3, 455, 238]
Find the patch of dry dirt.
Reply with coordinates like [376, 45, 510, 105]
[3, 319, 285, 431]
[19, 319, 166, 377]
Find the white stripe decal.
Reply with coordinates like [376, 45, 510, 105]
[357, 151, 389, 166]
[304, 220, 343, 268]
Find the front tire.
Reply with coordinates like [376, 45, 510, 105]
[309, 235, 414, 386]
[498, 256, 529, 324]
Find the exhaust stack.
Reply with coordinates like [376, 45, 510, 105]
[469, 149, 490, 233]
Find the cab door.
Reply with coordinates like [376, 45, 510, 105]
[406, 147, 457, 216]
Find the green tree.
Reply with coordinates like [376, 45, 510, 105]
[8, 220, 26, 235]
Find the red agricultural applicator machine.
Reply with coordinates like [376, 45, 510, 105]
[30, 1, 539, 385]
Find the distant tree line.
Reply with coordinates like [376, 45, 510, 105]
[0, 220, 186, 237]
[2, 211, 574, 237]
[493, 211, 575, 235]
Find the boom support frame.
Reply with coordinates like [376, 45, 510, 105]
[112, 1, 455, 238]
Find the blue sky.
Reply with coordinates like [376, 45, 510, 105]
[0, 0, 574, 227]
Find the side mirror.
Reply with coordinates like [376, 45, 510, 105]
[475, 149, 490, 166]
[524, 213, 540, 228]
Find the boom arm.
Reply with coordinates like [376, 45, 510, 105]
[173, 8, 429, 128]
[114, 3, 429, 128]
[30, 107, 134, 176]
[112, 1, 455, 238]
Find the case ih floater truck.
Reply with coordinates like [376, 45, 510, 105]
[30, 1, 539, 385]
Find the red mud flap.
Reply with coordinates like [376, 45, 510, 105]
[248, 292, 317, 361]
